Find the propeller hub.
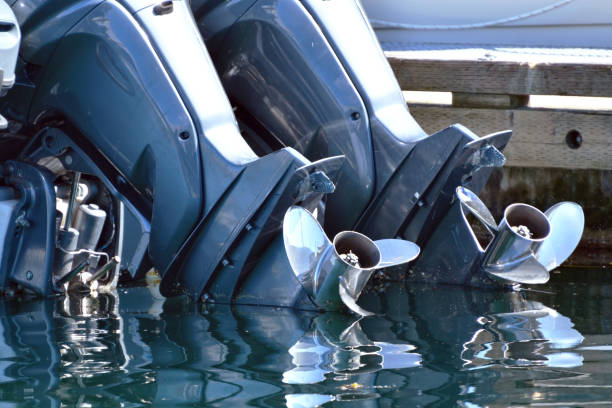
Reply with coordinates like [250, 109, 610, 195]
[512, 225, 533, 239]
[333, 231, 380, 270]
[340, 251, 361, 268]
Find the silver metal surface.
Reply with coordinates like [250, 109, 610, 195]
[411, 186, 577, 287]
[482, 203, 551, 284]
[283, 206, 380, 311]
[74, 204, 106, 249]
[534, 202, 584, 271]
[73, 203, 107, 269]
[64, 172, 81, 229]
[54, 227, 79, 278]
[456, 186, 498, 233]
[315, 230, 381, 309]
[283, 206, 418, 313]
[283, 206, 332, 298]
[55, 260, 89, 287]
[306, 230, 382, 312]
[375, 239, 420, 268]
[313, 251, 363, 311]
[485, 253, 550, 284]
[89, 256, 121, 284]
[338, 275, 374, 316]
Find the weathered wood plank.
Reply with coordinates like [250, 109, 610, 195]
[452, 92, 529, 109]
[386, 46, 612, 97]
[408, 103, 612, 170]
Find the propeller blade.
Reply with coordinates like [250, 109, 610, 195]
[374, 239, 420, 268]
[283, 206, 332, 297]
[456, 186, 498, 233]
[338, 275, 374, 316]
[486, 254, 550, 285]
[534, 202, 584, 271]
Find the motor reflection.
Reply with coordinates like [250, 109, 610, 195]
[0, 280, 586, 407]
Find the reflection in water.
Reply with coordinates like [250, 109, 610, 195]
[283, 313, 421, 406]
[462, 303, 583, 369]
[284, 314, 421, 384]
[0, 279, 605, 406]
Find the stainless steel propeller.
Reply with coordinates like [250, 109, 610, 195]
[283, 206, 420, 315]
[376, 239, 422, 268]
[533, 202, 584, 271]
[485, 253, 551, 285]
[482, 202, 552, 285]
[456, 186, 498, 234]
[457, 187, 584, 285]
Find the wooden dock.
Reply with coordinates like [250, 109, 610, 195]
[385, 44, 612, 266]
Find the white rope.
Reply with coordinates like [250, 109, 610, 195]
[370, 0, 574, 30]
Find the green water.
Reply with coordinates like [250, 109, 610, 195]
[0, 271, 609, 407]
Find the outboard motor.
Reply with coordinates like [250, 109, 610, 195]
[0, 0, 584, 304]
[192, 0, 583, 285]
[0, 0, 420, 313]
[0, 0, 350, 302]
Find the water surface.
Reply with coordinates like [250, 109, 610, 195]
[0, 270, 610, 407]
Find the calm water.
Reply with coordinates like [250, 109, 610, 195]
[0, 271, 610, 407]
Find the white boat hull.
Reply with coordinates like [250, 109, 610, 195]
[361, 0, 612, 48]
